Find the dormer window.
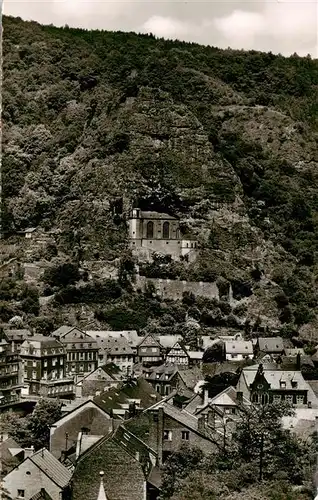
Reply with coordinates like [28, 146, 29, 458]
[156, 374, 160, 379]
[291, 381, 298, 388]
[280, 381, 286, 388]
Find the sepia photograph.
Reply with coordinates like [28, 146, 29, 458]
[0, 0, 318, 498]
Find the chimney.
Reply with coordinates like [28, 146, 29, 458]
[296, 353, 301, 370]
[197, 415, 206, 435]
[207, 409, 215, 429]
[157, 407, 164, 466]
[203, 388, 209, 406]
[24, 445, 35, 458]
[236, 391, 243, 403]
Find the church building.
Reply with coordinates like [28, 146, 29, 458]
[128, 208, 198, 261]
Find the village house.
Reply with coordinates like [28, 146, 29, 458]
[50, 399, 114, 461]
[0, 338, 23, 407]
[3, 447, 72, 500]
[165, 342, 189, 367]
[125, 401, 218, 465]
[236, 363, 318, 407]
[85, 330, 139, 365]
[255, 337, 284, 358]
[225, 340, 254, 361]
[143, 364, 181, 396]
[93, 377, 162, 419]
[0, 435, 24, 475]
[51, 326, 99, 376]
[3, 329, 32, 353]
[184, 385, 251, 417]
[19, 336, 74, 399]
[137, 333, 163, 365]
[101, 337, 135, 375]
[75, 364, 122, 398]
[128, 208, 198, 262]
[71, 429, 150, 500]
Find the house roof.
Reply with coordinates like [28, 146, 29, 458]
[0, 437, 23, 462]
[257, 337, 284, 353]
[52, 325, 74, 337]
[178, 367, 204, 390]
[284, 348, 305, 356]
[101, 337, 135, 356]
[54, 399, 110, 427]
[196, 386, 251, 415]
[29, 448, 72, 488]
[4, 329, 32, 341]
[138, 210, 177, 221]
[30, 490, 54, 500]
[72, 432, 146, 500]
[86, 330, 139, 347]
[94, 377, 161, 415]
[143, 363, 179, 380]
[188, 351, 203, 360]
[21, 336, 63, 351]
[225, 340, 253, 355]
[241, 365, 318, 405]
[79, 364, 122, 383]
[158, 335, 183, 349]
[137, 333, 161, 349]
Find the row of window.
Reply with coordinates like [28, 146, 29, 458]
[163, 430, 189, 441]
[252, 393, 305, 404]
[67, 352, 97, 361]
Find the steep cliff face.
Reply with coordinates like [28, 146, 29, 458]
[2, 16, 318, 333]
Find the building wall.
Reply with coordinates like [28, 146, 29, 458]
[50, 403, 112, 459]
[72, 438, 146, 500]
[135, 275, 219, 301]
[147, 409, 216, 464]
[3, 458, 62, 500]
[225, 353, 253, 361]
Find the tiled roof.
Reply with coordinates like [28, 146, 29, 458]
[101, 338, 135, 356]
[225, 340, 253, 354]
[241, 365, 318, 406]
[30, 490, 53, 500]
[94, 377, 161, 414]
[139, 211, 177, 220]
[30, 448, 72, 488]
[257, 337, 284, 353]
[52, 326, 74, 337]
[178, 367, 204, 390]
[86, 330, 139, 347]
[157, 402, 200, 433]
[4, 329, 31, 340]
[143, 363, 179, 381]
[183, 394, 204, 414]
[284, 348, 305, 356]
[188, 351, 203, 360]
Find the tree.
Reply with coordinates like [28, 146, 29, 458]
[27, 398, 63, 449]
[160, 445, 204, 499]
[231, 402, 307, 482]
[202, 341, 225, 363]
[42, 261, 80, 288]
[3, 399, 62, 450]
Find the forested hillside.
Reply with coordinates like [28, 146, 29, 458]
[2, 15, 318, 338]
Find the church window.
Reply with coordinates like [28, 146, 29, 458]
[147, 221, 154, 238]
[252, 393, 259, 403]
[163, 222, 170, 238]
